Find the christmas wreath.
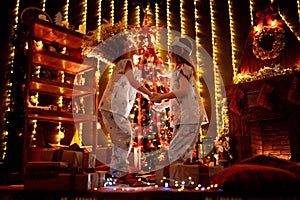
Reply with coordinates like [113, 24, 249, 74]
[252, 26, 285, 60]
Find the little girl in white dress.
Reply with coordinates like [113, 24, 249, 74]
[151, 37, 208, 164]
[99, 37, 152, 178]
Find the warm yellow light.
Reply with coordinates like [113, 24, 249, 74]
[64, 0, 69, 22]
[228, 0, 238, 79]
[36, 41, 43, 50]
[166, 0, 172, 48]
[97, 0, 102, 41]
[42, 0, 46, 12]
[123, 0, 128, 28]
[210, 0, 222, 134]
[58, 96, 63, 108]
[249, 0, 255, 26]
[111, 0, 114, 25]
[270, 20, 277, 27]
[180, 0, 186, 35]
[254, 25, 262, 33]
[278, 10, 300, 41]
[136, 5, 140, 27]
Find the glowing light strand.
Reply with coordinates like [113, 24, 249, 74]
[136, 5, 140, 27]
[83, 0, 88, 26]
[194, 0, 202, 91]
[1, 0, 21, 160]
[180, 0, 186, 35]
[31, 120, 38, 147]
[111, 0, 114, 25]
[167, 0, 172, 49]
[123, 0, 128, 28]
[97, 0, 102, 41]
[155, 3, 160, 49]
[42, 0, 46, 11]
[64, 0, 69, 22]
[278, 9, 300, 41]
[249, 0, 255, 26]
[210, 0, 222, 134]
[228, 0, 238, 79]
[298, 0, 300, 25]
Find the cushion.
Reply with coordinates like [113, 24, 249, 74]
[239, 155, 300, 175]
[210, 164, 300, 194]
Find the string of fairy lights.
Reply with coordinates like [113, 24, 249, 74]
[180, 0, 186, 36]
[111, 0, 114, 25]
[123, 0, 128, 28]
[0, 0, 21, 161]
[298, 0, 300, 24]
[64, 0, 69, 22]
[2, 0, 299, 162]
[83, 0, 88, 27]
[278, 5, 300, 41]
[209, 0, 222, 134]
[42, 0, 46, 11]
[166, 0, 172, 48]
[136, 5, 140, 27]
[249, 0, 255, 26]
[97, 0, 102, 41]
[155, 2, 160, 49]
[228, 0, 238, 79]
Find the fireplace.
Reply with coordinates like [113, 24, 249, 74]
[226, 73, 300, 163]
[250, 119, 291, 160]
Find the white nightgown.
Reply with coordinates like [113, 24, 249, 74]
[99, 58, 141, 178]
[168, 63, 207, 163]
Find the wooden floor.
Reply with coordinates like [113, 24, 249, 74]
[1, 185, 299, 200]
[0, 185, 225, 200]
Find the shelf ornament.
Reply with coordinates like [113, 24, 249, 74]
[55, 12, 63, 26]
[20, 7, 53, 24]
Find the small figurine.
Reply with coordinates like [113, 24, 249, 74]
[215, 135, 233, 167]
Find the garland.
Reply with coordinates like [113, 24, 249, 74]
[233, 64, 300, 84]
[252, 26, 285, 60]
[82, 21, 131, 63]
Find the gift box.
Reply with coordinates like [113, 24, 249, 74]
[25, 161, 63, 180]
[128, 147, 142, 170]
[41, 149, 83, 168]
[95, 170, 107, 187]
[83, 150, 96, 169]
[155, 163, 223, 187]
[24, 172, 99, 191]
[24, 173, 71, 191]
[73, 172, 99, 190]
[95, 146, 141, 169]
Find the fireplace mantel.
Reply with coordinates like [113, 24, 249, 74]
[226, 73, 300, 163]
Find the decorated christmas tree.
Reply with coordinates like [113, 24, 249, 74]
[129, 13, 171, 171]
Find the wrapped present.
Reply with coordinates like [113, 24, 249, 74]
[24, 172, 99, 191]
[95, 170, 107, 187]
[41, 149, 83, 168]
[25, 161, 63, 180]
[73, 172, 99, 190]
[83, 150, 96, 169]
[24, 173, 71, 191]
[156, 163, 223, 187]
[128, 147, 142, 170]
